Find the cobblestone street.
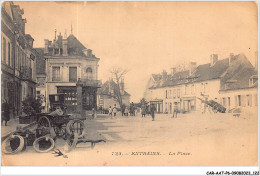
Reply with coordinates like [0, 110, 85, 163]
[2, 112, 258, 166]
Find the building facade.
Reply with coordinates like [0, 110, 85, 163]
[36, 32, 101, 113]
[1, 2, 37, 117]
[144, 53, 258, 113]
[97, 79, 130, 111]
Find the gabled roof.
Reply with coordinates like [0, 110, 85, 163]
[98, 80, 130, 97]
[220, 54, 257, 91]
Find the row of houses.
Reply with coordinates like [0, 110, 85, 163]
[1, 2, 37, 117]
[144, 53, 258, 114]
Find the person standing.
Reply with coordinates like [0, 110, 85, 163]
[121, 104, 125, 116]
[113, 104, 117, 117]
[150, 104, 156, 121]
[141, 105, 146, 117]
[173, 102, 178, 118]
[1, 99, 10, 126]
[108, 106, 112, 118]
[124, 107, 129, 116]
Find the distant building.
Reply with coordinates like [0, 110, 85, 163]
[36, 31, 101, 113]
[1, 2, 37, 117]
[97, 79, 130, 111]
[144, 53, 258, 113]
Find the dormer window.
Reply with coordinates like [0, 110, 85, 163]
[249, 75, 258, 87]
[86, 67, 93, 79]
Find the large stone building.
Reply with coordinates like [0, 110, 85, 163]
[1, 2, 37, 117]
[144, 53, 258, 114]
[36, 32, 101, 113]
[97, 79, 130, 111]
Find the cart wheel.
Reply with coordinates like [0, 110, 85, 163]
[38, 116, 51, 129]
[66, 120, 86, 138]
[2, 135, 25, 154]
[64, 133, 79, 153]
[33, 135, 55, 153]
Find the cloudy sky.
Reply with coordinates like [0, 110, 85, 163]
[15, 1, 258, 102]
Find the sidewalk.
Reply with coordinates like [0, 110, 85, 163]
[1, 117, 28, 139]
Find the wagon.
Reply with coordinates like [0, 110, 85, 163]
[36, 94, 86, 139]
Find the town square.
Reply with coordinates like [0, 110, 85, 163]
[1, 1, 258, 168]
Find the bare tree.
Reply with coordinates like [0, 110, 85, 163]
[110, 67, 128, 110]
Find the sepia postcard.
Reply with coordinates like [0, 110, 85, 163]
[1, 1, 258, 167]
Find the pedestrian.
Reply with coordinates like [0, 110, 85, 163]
[113, 104, 117, 117]
[108, 106, 112, 118]
[124, 107, 129, 116]
[150, 104, 156, 121]
[2, 99, 10, 126]
[141, 105, 146, 117]
[92, 108, 96, 119]
[121, 104, 125, 116]
[173, 102, 178, 118]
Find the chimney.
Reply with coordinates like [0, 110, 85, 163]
[162, 70, 167, 81]
[255, 51, 258, 71]
[189, 62, 197, 76]
[57, 33, 63, 46]
[229, 53, 235, 65]
[210, 54, 218, 66]
[171, 67, 177, 76]
[44, 39, 49, 54]
[87, 49, 92, 57]
[62, 39, 68, 56]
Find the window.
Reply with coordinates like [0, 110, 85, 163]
[246, 94, 252, 107]
[8, 42, 11, 66]
[222, 98, 226, 107]
[169, 90, 172, 99]
[165, 90, 168, 99]
[191, 84, 195, 94]
[228, 97, 230, 107]
[3, 37, 6, 63]
[86, 67, 93, 79]
[236, 95, 241, 107]
[185, 85, 188, 95]
[52, 66, 60, 81]
[69, 67, 77, 82]
[173, 89, 176, 98]
[37, 91, 40, 95]
[177, 89, 180, 98]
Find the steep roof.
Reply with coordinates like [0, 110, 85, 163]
[35, 48, 46, 74]
[220, 54, 257, 91]
[98, 80, 130, 97]
[67, 34, 87, 56]
[148, 54, 257, 91]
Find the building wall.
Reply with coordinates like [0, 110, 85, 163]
[1, 2, 37, 117]
[219, 88, 258, 112]
[45, 57, 99, 111]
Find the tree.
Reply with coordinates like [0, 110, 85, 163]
[110, 67, 128, 110]
[22, 96, 42, 115]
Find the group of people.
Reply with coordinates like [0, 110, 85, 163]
[106, 102, 178, 121]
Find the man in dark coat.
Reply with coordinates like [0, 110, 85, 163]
[2, 99, 10, 126]
[150, 104, 156, 121]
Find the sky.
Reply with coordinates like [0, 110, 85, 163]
[15, 1, 258, 102]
